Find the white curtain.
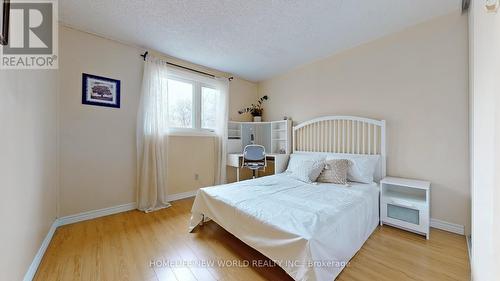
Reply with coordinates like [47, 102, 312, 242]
[214, 78, 229, 184]
[136, 57, 171, 212]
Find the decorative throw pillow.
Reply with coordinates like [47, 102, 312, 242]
[317, 159, 350, 184]
[326, 154, 380, 184]
[285, 154, 325, 183]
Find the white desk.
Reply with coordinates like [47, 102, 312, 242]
[227, 120, 292, 155]
[227, 153, 289, 182]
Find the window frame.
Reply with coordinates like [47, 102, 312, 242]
[200, 84, 219, 131]
[166, 71, 219, 137]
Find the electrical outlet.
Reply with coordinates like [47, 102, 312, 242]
[194, 173, 199, 180]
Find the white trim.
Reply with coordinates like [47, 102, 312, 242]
[23, 189, 200, 280]
[380, 120, 387, 177]
[58, 203, 137, 226]
[292, 115, 385, 131]
[167, 190, 198, 201]
[168, 128, 217, 137]
[291, 115, 386, 180]
[228, 121, 275, 125]
[430, 218, 465, 235]
[55, 190, 198, 227]
[23, 220, 59, 281]
[466, 235, 472, 262]
[166, 71, 221, 133]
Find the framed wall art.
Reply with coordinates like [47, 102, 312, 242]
[82, 73, 121, 108]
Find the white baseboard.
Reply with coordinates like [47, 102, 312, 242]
[57, 202, 137, 226]
[57, 190, 197, 227]
[466, 235, 471, 261]
[430, 218, 465, 235]
[23, 220, 59, 281]
[167, 190, 197, 201]
[24, 190, 199, 280]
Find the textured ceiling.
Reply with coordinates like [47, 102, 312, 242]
[60, 0, 461, 81]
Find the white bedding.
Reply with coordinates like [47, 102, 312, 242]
[189, 174, 379, 281]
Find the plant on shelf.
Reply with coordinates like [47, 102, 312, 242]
[238, 95, 268, 122]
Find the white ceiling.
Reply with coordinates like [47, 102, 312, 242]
[59, 0, 462, 81]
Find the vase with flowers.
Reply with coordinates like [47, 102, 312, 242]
[238, 95, 268, 122]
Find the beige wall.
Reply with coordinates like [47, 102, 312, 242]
[0, 70, 59, 280]
[167, 136, 216, 195]
[1, 12, 473, 280]
[470, 1, 500, 279]
[229, 78, 258, 122]
[58, 25, 258, 216]
[259, 12, 470, 233]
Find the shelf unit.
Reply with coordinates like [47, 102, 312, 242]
[227, 123, 242, 139]
[227, 120, 292, 154]
[271, 120, 292, 154]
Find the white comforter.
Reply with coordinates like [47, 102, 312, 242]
[189, 174, 379, 281]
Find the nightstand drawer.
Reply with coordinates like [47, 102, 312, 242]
[387, 204, 420, 225]
[381, 200, 429, 233]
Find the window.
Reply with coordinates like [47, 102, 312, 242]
[201, 86, 218, 129]
[166, 74, 220, 133]
[167, 79, 193, 128]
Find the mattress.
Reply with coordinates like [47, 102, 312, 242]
[189, 174, 379, 281]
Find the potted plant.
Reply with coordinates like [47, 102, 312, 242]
[238, 95, 268, 122]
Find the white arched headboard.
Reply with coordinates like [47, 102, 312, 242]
[293, 116, 386, 180]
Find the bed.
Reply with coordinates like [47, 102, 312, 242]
[189, 116, 386, 281]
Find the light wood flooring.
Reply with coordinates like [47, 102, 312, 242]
[34, 198, 470, 281]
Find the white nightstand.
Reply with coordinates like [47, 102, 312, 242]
[380, 177, 431, 239]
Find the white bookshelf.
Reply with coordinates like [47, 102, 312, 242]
[226, 119, 292, 180]
[227, 122, 242, 139]
[227, 120, 292, 154]
[271, 120, 292, 154]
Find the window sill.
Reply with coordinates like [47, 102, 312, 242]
[167, 128, 217, 137]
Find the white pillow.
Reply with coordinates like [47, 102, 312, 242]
[285, 154, 325, 183]
[326, 154, 379, 184]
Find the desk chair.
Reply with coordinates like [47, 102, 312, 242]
[242, 145, 266, 179]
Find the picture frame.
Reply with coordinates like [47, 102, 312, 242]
[0, 0, 10, 46]
[82, 73, 121, 108]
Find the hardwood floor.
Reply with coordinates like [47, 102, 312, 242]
[34, 198, 470, 281]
